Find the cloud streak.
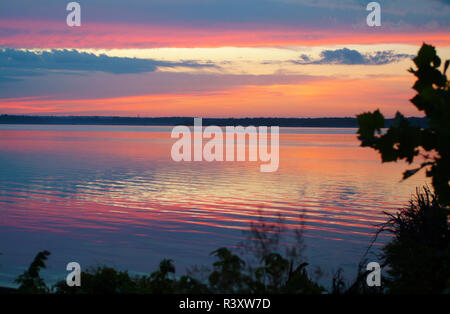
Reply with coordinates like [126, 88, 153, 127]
[295, 48, 414, 65]
[0, 48, 215, 81]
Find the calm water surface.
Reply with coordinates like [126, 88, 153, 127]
[0, 125, 427, 287]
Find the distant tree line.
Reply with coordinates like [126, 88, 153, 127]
[0, 114, 428, 128]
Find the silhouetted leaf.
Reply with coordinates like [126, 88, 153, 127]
[403, 168, 421, 180]
[357, 110, 385, 140]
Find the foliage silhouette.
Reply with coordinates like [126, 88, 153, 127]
[20, 214, 324, 294]
[357, 43, 450, 205]
[50, 249, 322, 294]
[15, 250, 50, 293]
[235, 213, 324, 294]
[208, 248, 247, 293]
[53, 260, 209, 294]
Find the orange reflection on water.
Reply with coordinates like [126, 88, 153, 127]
[0, 125, 428, 278]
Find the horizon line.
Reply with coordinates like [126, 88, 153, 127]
[0, 114, 425, 120]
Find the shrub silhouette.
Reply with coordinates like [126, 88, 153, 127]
[50, 248, 322, 294]
[236, 213, 324, 294]
[48, 215, 323, 294]
[53, 261, 210, 294]
[208, 248, 247, 293]
[379, 187, 450, 293]
[15, 250, 50, 294]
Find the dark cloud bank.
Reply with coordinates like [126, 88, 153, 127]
[0, 48, 214, 80]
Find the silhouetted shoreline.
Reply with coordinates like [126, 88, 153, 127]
[0, 115, 428, 128]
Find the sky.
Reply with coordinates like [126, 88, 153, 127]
[0, 0, 449, 118]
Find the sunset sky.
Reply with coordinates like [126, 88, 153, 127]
[1, 0, 450, 117]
